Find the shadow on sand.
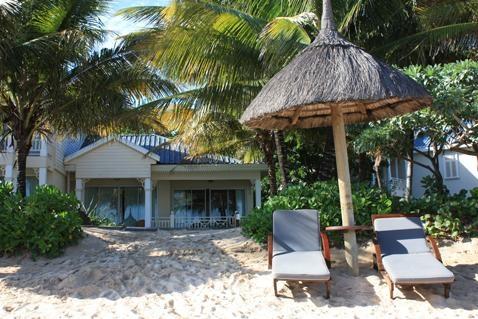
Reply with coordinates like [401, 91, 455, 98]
[0, 228, 253, 300]
[1, 228, 474, 311]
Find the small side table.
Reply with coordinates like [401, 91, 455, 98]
[325, 225, 372, 232]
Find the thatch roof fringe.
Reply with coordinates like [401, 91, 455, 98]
[240, 1, 432, 129]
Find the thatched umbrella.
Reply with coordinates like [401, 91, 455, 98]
[240, 0, 432, 275]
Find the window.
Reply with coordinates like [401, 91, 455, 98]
[390, 159, 406, 179]
[444, 153, 459, 179]
[173, 190, 206, 218]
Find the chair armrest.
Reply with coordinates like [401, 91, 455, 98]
[372, 238, 384, 271]
[320, 232, 331, 268]
[267, 233, 273, 269]
[426, 236, 442, 262]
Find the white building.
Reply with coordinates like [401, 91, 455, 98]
[0, 134, 266, 229]
[385, 137, 478, 197]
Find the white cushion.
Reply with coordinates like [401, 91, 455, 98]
[382, 252, 455, 284]
[272, 251, 330, 281]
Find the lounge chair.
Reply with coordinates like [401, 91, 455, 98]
[267, 210, 331, 298]
[372, 214, 455, 299]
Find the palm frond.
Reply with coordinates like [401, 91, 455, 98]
[258, 12, 316, 72]
[116, 5, 165, 25]
[377, 22, 478, 61]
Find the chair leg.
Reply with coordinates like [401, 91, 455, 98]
[444, 283, 450, 298]
[273, 279, 278, 297]
[389, 282, 394, 299]
[325, 281, 331, 299]
[372, 253, 378, 271]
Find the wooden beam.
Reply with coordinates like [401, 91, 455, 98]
[331, 105, 359, 276]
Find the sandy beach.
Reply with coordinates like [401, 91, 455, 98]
[0, 227, 477, 319]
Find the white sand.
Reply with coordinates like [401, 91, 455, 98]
[0, 227, 477, 319]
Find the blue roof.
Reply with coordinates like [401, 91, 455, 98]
[66, 134, 242, 165]
[414, 136, 430, 151]
[62, 136, 86, 157]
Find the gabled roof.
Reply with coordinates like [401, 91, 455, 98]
[64, 134, 243, 165]
[119, 134, 242, 165]
[64, 136, 161, 163]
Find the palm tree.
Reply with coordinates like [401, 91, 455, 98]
[0, 0, 176, 196]
[119, 0, 477, 191]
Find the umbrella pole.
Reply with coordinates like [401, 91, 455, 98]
[331, 106, 360, 276]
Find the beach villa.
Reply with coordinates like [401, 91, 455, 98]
[0, 134, 266, 229]
[384, 136, 478, 198]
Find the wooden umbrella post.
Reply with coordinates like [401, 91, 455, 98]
[331, 105, 359, 276]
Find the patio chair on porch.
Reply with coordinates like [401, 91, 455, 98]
[372, 214, 455, 299]
[267, 210, 331, 298]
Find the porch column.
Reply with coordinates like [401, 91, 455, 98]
[255, 179, 262, 208]
[40, 137, 48, 157]
[75, 178, 84, 203]
[39, 167, 47, 185]
[144, 178, 152, 228]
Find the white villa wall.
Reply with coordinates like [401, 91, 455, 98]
[67, 141, 156, 179]
[411, 151, 478, 197]
[48, 170, 66, 191]
[157, 180, 171, 219]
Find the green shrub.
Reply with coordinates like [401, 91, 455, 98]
[398, 187, 478, 239]
[0, 183, 26, 255]
[242, 181, 392, 244]
[24, 186, 83, 258]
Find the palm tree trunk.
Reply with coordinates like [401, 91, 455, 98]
[357, 152, 371, 182]
[15, 138, 32, 197]
[274, 130, 289, 189]
[257, 130, 278, 196]
[373, 153, 382, 190]
[318, 128, 336, 180]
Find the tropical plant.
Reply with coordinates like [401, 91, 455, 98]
[24, 186, 83, 258]
[399, 182, 478, 239]
[0, 184, 84, 258]
[0, 0, 176, 196]
[354, 61, 478, 196]
[119, 0, 478, 194]
[0, 182, 24, 255]
[241, 180, 393, 244]
[242, 179, 477, 244]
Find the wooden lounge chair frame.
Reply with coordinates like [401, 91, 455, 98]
[371, 213, 452, 299]
[267, 231, 332, 298]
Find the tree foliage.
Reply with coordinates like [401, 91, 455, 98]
[120, 0, 478, 196]
[0, 0, 176, 196]
[354, 60, 478, 194]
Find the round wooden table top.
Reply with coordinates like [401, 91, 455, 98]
[325, 225, 373, 232]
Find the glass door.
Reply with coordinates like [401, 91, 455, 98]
[85, 186, 145, 226]
[210, 190, 229, 217]
[85, 187, 121, 224]
[122, 187, 145, 227]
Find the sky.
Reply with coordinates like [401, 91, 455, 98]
[101, 0, 170, 48]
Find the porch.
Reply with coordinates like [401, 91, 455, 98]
[74, 177, 261, 230]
